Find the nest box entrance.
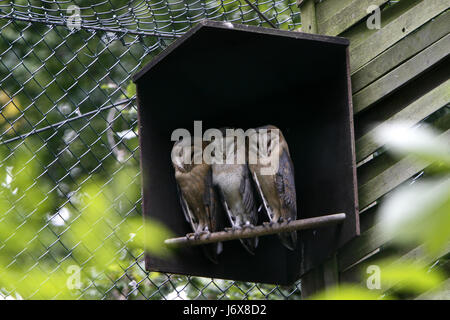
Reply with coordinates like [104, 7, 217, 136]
[132, 20, 359, 285]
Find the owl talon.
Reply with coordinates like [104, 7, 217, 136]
[263, 221, 274, 228]
[186, 233, 196, 240]
[194, 230, 210, 240]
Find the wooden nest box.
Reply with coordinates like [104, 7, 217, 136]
[132, 20, 359, 285]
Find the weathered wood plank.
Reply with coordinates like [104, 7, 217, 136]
[353, 34, 450, 114]
[323, 255, 339, 289]
[338, 224, 386, 272]
[397, 243, 450, 267]
[359, 157, 428, 210]
[373, 244, 450, 296]
[359, 203, 379, 233]
[340, 242, 450, 289]
[341, 213, 450, 276]
[354, 57, 450, 139]
[300, 0, 450, 294]
[357, 152, 398, 190]
[298, 1, 345, 293]
[339, 239, 450, 288]
[301, 255, 339, 298]
[358, 128, 450, 210]
[356, 79, 450, 162]
[348, 0, 449, 73]
[299, 0, 317, 34]
[351, 10, 450, 93]
[301, 266, 324, 298]
[316, 0, 389, 36]
[357, 111, 450, 188]
[344, 0, 421, 54]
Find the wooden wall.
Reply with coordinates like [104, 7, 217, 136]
[297, 0, 450, 297]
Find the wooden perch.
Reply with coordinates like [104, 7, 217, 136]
[164, 213, 346, 247]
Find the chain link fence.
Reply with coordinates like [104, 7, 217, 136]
[0, 0, 302, 299]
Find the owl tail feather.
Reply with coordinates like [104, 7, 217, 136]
[239, 237, 259, 255]
[202, 242, 223, 264]
[278, 231, 297, 251]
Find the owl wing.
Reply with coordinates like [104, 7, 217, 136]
[275, 148, 297, 214]
[176, 183, 198, 232]
[240, 166, 257, 224]
[215, 187, 235, 227]
[203, 166, 217, 231]
[249, 166, 274, 221]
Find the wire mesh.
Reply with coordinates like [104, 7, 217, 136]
[0, 0, 301, 299]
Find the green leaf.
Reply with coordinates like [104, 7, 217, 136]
[377, 176, 450, 254]
[100, 83, 118, 91]
[126, 82, 136, 98]
[311, 285, 387, 300]
[374, 122, 450, 169]
[376, 258, 445, 295]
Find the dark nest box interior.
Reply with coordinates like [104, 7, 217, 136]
[132, 20, 359, 285]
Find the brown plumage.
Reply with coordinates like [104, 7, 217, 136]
[171, 139, 222, 263]
[248, 125, 298, 250]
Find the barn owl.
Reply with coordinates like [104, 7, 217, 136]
[212, 130, 259, 255]
[248, 125, 298, 250]
[171, 139, 223, 263]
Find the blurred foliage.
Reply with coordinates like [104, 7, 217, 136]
[312, 285, 388, 300]
[313, 122, 450, 300]
[0, 140, 172, 299]
[0, 136, 301, 299]
[375, 123, 450, 255]
[374, 258, 445, 296]
[0, 0, 301, 300]
[0, 0, 446, 301]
